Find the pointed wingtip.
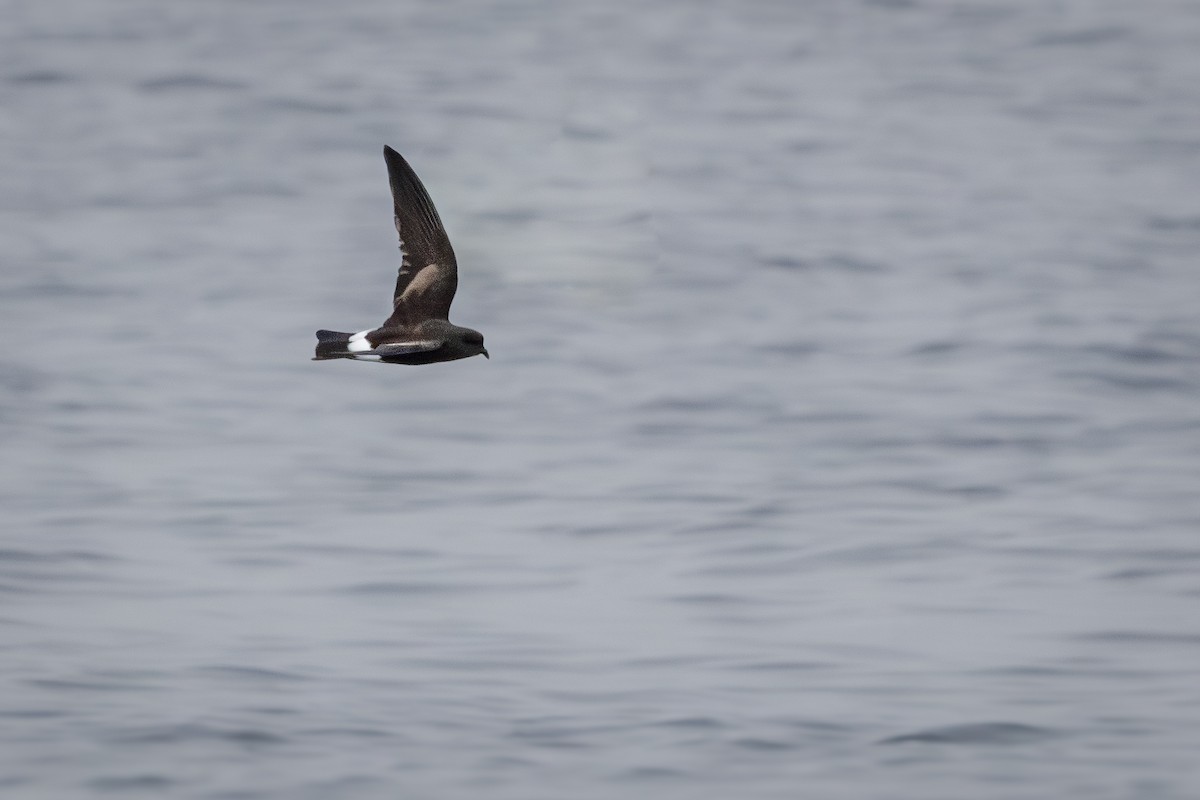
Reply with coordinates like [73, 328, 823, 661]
[383, 145, 411, 176]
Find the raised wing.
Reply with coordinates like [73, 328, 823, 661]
[382, 146, 458, 325]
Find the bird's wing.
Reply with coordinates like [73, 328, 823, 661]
[381, 146, 458, 326]
[357, 340, 444, 357]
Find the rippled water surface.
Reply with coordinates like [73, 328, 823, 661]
[3, 1, 1200, 797]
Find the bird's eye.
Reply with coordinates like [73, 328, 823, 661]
[464, 332, 484, 345]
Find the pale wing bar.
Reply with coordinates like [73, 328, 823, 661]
[354, 340, 444, 357]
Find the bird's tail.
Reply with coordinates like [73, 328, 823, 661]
[313, 330, 353, 360]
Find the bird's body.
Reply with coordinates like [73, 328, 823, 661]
[314, 146, 488, 364]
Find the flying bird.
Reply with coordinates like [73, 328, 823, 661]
[314, 146, 488, 364]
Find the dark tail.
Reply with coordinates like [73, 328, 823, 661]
[313, 330, 353, 360]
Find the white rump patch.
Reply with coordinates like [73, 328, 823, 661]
[347, 330, 373, 352]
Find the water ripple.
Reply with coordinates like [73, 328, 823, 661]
[113, 724, 288, 747]
[881, 722, 1057, 745]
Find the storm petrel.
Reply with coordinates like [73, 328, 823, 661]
[314, 146, 488, 364]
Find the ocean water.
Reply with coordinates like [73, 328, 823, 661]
[3, 0, 1200, 797]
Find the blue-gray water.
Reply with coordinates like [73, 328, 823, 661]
[3, 1, 1200, 797]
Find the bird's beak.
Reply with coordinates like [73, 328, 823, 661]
[482, 348, 490, 359]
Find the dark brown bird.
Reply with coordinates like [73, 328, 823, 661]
[314, 146, 488, 364]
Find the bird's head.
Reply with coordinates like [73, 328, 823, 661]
[460, 328, 489, 359]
